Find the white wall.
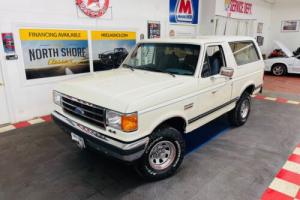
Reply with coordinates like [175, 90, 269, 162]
[214, 0, 272, 54]
[0, 0, 296, 123]
[0, 0, 202, 123]
[268, 0, 300, 54]
[199, 0, 217, 35]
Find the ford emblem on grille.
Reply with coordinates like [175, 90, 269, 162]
[74, 107, 85, 115]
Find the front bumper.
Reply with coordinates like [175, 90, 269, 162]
[52, 111, 149, 162]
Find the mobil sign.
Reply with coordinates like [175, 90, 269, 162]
[169, 0, 199, 24]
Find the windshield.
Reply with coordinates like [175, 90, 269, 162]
[123, 43, 201, 76]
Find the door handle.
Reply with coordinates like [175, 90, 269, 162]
[212, 90, 218, 94]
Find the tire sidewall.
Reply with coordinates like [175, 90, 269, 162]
[137, 127, 185, 180]
[272, 64, 286, 76]
[237, 94, 251, 123]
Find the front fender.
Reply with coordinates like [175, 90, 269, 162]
[139, 109, 188, 137]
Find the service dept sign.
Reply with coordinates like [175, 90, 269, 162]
[225, 0, 252, 15]
[76, 0, 109, 18]
[169, 0, 199, 24]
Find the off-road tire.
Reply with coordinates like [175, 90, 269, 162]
[228, 92, 251, 127]
[135, 126, 185, 181]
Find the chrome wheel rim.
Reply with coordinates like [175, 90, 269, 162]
[273, 66, 284, 76]
[149, 141, 176, 171]
[240, 100, 250, 119]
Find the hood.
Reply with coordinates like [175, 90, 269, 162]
[274, 41, 293, 57]
[56, 68, 187, 113]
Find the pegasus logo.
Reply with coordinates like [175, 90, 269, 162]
[87, 0, 101, 12]
[76, 0, 109, 18]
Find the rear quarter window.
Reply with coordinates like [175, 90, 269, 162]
[229, 41, 261, 66]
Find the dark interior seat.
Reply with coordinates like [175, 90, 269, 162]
[158, 53, 179, 68]
[209, 51, 223, 75]
[184, 55, 198, 71]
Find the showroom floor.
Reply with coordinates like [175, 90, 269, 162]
[1, 75, 300, 200]
[264, 74, 300, 95]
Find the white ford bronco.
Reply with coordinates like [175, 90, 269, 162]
[52, 36, 264, 180]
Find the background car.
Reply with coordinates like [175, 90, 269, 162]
[98, 48, 129, 68]
[264, 41, 300, 76]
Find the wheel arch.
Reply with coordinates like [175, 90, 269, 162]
[271, 62, 288, 72]
[244, 84, 255, 95]
[151, 115, 187, 135]
[239, 82, 256, 97]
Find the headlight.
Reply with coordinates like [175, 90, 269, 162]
[53, 91, 62, 106]
[106, 110, 122, 130]
[106, 110, 138, 132]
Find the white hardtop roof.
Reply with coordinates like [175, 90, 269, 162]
[141, 36, 256, 45]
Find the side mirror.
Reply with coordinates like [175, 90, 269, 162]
[220, 67, 234, 78]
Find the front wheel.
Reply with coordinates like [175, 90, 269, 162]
[135, 126, 185, 181]
[228, 93, 251, 127]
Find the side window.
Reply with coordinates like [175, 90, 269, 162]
[201, 45, 226, 78]
[229, 41, 260, 66]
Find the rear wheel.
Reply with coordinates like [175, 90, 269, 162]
[272, 64, 287, 76]
[228, 92, 251, 127]
[135, 126, 185, 181]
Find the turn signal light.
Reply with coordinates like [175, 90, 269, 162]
[121, 113, 138, 132]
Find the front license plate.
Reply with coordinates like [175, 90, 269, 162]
[71, 132, 86, 149]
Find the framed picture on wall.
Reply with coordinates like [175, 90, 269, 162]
[281, 20, 300, 32]
[256, 36, 264, 46]
[257, 23, 264, 34]
[147, 21, 161, 39]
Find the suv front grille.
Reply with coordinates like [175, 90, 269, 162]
[61, 96, 106, 129]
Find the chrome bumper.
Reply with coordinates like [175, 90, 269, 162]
[52, 111, 149, 162]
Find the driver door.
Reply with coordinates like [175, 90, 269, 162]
[198, 44, 233, 119]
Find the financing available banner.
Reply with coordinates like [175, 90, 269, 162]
[91, 30, 136, 71]
[20, 29, 90, 80]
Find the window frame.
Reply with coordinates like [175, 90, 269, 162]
[201, 44, 227, 78]
[229, 40, 261, 67]
[124, 42, 202, 77]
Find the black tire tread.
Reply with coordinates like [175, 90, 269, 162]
[228, 92, 251, 127]
[272, 64, 287, 76]
[135, 125, 185, 181]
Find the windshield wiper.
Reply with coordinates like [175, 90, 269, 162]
[149, 68, 176, 77]
[137, 67, 176, 78]
[123, 64, 135, 71]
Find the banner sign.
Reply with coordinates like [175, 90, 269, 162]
[91, 31, 136, 71]
[169, 0, 199, 24]
[20, 29, 90, 80]
[225, 0, 252, 15]
[2, 33, 15, 54]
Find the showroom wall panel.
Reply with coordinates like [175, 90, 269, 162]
[214, 0, 272, 54]
[268, 0, 300, 55]
[0, 0, 286, 123]
[0, 0, 201, 123]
